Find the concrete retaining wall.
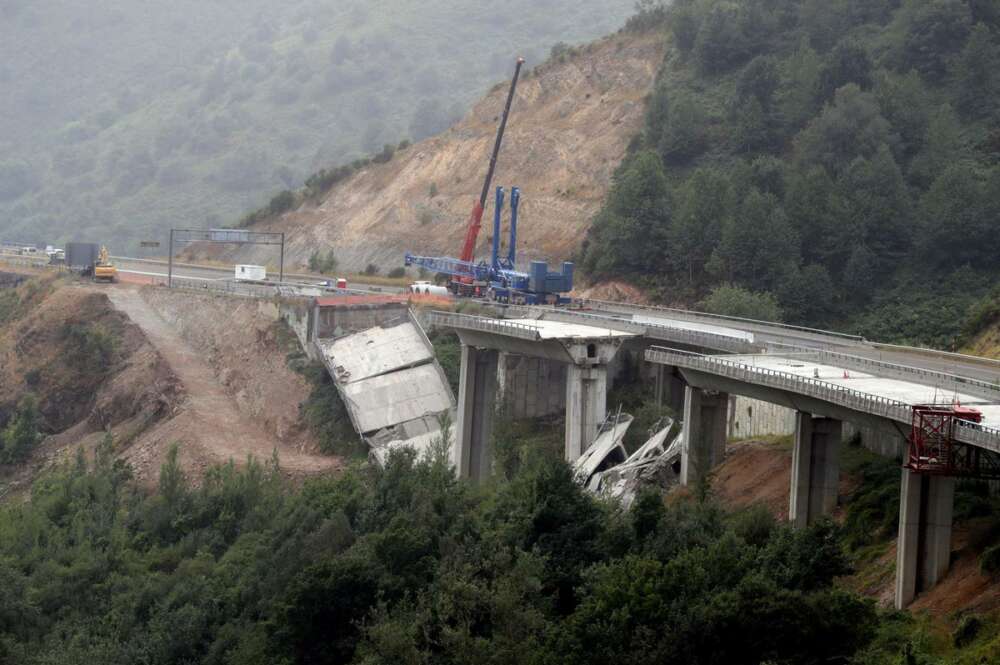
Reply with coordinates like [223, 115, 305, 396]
[729, 396, 796, 439]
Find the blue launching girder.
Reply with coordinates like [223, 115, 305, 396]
[403, 253, 492, 281]
[403, 185, 574, 301]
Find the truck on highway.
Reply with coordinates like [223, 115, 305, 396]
[235, 264, 267, 282]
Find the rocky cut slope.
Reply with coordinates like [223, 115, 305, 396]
[192, 31, 665, 273]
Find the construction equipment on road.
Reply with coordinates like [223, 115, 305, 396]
[406, 186, 574, 304]
[404, 58, 528, 298]
[93, 246, 118, 283]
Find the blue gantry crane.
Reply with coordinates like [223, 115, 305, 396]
[404, 186, 574, 305]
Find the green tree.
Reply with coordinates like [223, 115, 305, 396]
[794, 84, 893, 175]
[777, 264, 837, 324]
[785, 166, 854, 273]
[842, 244, 878, 302]
[917, 162, 1000, 270]
[819, 38, 874, 100]
[838, 144, 913, 274]
[668, 167, 734, 289]
[693, 4, 748, 74]
[735, 55, 780, 110]
[699, 283, 784, 321]
[654, 89, 708, 165]
[580, 151, 671, 279]
[707, 189, 800, 292]
[0, 395, 41, 464]
[908, 103, 963, 187]
[779, 39, 823, 127]
[897, 0, 972, 81]
[669, 2, 700, 56]
[956, 23, 1000, 119]
[874, 69, 931, 159]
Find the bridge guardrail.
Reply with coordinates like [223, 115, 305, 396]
[578, 297, 866, 343]
[765, 345, 1000, 401]
[428, 311, 542, 341]
[645, 346, 1000, 452]
[536, 307, 764, 354]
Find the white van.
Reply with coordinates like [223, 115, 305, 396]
[409, 280, 449, 296]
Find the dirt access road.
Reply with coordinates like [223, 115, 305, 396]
[106, 287, 339, 476]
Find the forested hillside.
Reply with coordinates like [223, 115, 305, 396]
[580, 0, 1000, 347]
[0, 0, 631, 251]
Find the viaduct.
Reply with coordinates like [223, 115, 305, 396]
[430, 302, 1000, 610]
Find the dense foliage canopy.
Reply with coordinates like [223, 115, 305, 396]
[0, 434, 893, 665]
[580, 0, 1000, 346]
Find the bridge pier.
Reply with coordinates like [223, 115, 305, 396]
[655, 364, 687, 414]
[565, 363, 608, 461]
[895, 470, 955, 609]
[789, 414, 841, 528]
[455, 345, 499, 481]
[680, 386, 730, 486]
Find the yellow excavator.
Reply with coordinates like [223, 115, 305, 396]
[93, 246, 118, 283]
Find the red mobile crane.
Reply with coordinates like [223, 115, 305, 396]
[454, 57, 524, 295]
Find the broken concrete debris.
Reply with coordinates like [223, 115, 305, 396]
[574, 415, 682, 508]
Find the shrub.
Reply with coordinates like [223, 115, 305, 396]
[981, 543, 1000, 576]
[62, 323, 118, 373]
[363, 263, 380, 276]
[387, 267, 405, 279]
[268, 189, 296, 216]
[953, 614, 983, 647]
[371, 143, 395, 164]
[308, 250, 338, 274]
[428, 182, 438, 198]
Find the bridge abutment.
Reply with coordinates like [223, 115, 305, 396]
[789, 414, 842, 528]
[680, 386, 729, 486]
[455, 344, 499, 481]
[895, 469, 955, 609]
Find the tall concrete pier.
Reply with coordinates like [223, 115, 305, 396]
[789, 414, 842, 528]
[895, 470, 955, 609]
[679, 386, 729, 486]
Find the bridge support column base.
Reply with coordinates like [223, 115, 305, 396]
[789, 414, 841, 528]
[896, 470, 954, 609]
[455, 345, 499, 481]
[680, 386, 729, 487]
[565, 364, 608, 463]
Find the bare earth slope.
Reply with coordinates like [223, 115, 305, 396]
[200, 33, 665, 272]
[106, 288, 339, 483]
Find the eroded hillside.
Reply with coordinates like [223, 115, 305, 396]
[0, 275, 337, 495]
[194, 32, 665, 272]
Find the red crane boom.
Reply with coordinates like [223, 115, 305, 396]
[458, 57, 524, 267]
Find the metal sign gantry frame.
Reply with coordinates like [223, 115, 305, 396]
[167, 228, 285, 287]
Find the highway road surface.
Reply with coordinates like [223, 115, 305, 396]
[112, 256, 404, 293]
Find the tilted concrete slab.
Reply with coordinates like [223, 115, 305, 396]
[317, 322, 433, 383]
[342, 364, 454, 434]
